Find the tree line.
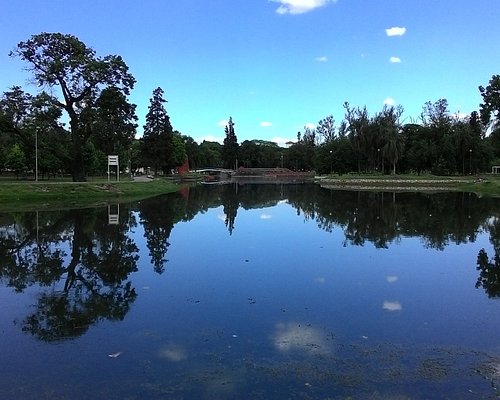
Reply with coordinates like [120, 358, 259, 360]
[1, 32, 500, 181]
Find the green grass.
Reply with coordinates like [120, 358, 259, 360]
[0, 179, 181, 211]
[318, 173, 500, 197]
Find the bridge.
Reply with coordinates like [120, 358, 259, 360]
[194, 168, 235, 174]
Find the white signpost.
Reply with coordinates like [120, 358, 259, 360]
[108, 155, 119, 182]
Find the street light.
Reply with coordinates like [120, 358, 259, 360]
[35, 128, 38, 182]
[469, 149, 472, 175]
[377, 148, 380, 172]
[329, 150, 333, 174]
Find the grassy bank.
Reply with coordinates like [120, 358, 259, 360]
[316, 173, 500, 197]
[0, 179, 180, 211]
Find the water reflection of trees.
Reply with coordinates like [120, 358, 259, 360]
[0, 207, 139, 342]
[475, 217, 500, 298]
[184, 184, 499, 250]
[285, 186, 497, 250]
[2, 184, 500, 340]
[140, 192, 188, 274]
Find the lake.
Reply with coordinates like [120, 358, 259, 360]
[1, 183, 500, 399]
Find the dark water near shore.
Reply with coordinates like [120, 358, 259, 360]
[2, 184, 500, 399]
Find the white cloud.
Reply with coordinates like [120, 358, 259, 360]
[383, 301, 402, 311]
[386, 27, 407, 37]
[384, 97, 396, 106]
[385, 26, 406, 36]
[386, 275, 399, 283]
[305, 122, 316, 129]
[271, 0, 335, 15]
[451, 112, 468, 120]
[315, 56, 328, 62]
[260, 121, 273, 127]
[217, 119, 228, 128]
[194, 135, 224, 144]
[271, 137, 295, 147]
[390, 56, 401, 63]
[260, 214, 272, 219]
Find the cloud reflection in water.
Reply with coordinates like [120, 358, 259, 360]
[272, 322, 331, 355]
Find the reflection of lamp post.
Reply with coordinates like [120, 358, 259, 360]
[329, 150, 333, 173]
[129, 148, 132, 179]
[469, 149, 472, 174]
[35, 128, 38, 182]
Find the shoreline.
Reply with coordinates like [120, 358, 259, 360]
[0, 179, 181, 212]
[0, 174, 498, 212]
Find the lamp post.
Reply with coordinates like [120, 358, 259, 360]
[35, 128, 38, 182]
[280, 153, 284, 168]
[329, 150, 333, 174]
[377, 148, 380, 173]
[469, 149, 472, 175]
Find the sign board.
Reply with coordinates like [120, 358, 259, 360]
[107, 155, 119, 182]
[108, 155, 119, 166]
[108, 204, 119, 225]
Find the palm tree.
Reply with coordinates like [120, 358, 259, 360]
[383, 133, 404, 174]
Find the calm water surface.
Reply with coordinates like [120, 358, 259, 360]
[1, 184, 500, 399]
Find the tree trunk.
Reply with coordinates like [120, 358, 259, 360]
[70, 119, 86, 182]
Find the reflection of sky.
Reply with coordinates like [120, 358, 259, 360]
[133, 200, 498, 351]
[272, 322, 331, 355]
[2, 197, 500, 399]
[383, 301, 402, 311]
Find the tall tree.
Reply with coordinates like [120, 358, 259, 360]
[91, 87, 138, 161]
[10, 32, 135, 181]
[376, 105, 404, 174]
[479, 75, 500, 131]
[222, 117, 239, 169]
[316, 115, 336, 143]
[344, 102, 369, 173]
[140, 87, 174, 175]
[5, 143, 26, 177]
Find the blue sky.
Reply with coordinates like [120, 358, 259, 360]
[1, 0, 499, 145]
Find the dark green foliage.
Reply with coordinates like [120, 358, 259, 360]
[11, 32, 136, 181]
[140, 87, 176, 175]
[222, 117, 239, 169]
[5, 143, 26, 177]
[90, 87, 138, 169]
[479, 75, 500, 128]
[239, 140, 281, 168]
[182, 135, 202, 169]
[198, 140, 222, 167]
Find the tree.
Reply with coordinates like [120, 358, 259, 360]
[171, 131, 187, 168]
[479, 75, 500, 129]
[376, 105, 404, 174]
[199, 140, 222, 167]
[140, 87, 174, 175]
[11, 32, 135, 181]
[344, 102, 370, 173]
[90, 87, 138, 165]
[0, 86, 32, 134]
[316, 115, 336, 143]
[222, 117, 239, 169]
[5, 143, 26, 177]
[420, 99, 455, 174]
[182, 135, 200, 169]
